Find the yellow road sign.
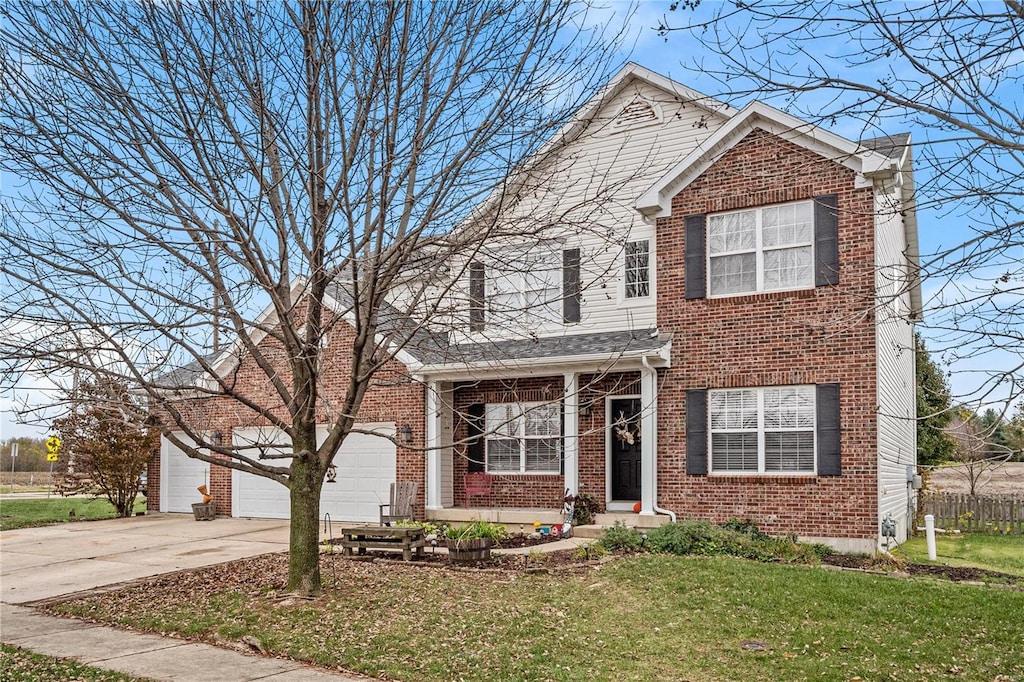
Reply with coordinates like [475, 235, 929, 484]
[46, 435, 61, 454]
[46, 452, 58, 462]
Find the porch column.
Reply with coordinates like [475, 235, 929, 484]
[639, 363, 657, 516]
[563, 372, 579, 496]
[425, 380, 442, 510]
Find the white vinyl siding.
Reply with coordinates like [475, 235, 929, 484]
[708, 201, 814, 296]
[485, 402, 561, 474]
[875, 183, 918, 543]
[710, 386, 816, 474]
[446, 79, 728, 340]
[624, 239, 650, 298]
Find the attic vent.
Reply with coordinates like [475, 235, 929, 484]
[614, 97, 660, 130]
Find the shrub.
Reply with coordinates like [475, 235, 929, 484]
[647, 520, 719, 555]
[598, 521, 645, 552]
[644, 520, 829, 565]
[571, 491, 601, 526]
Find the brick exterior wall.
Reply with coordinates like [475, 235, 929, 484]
[450, 372, 639, 510]
[148, 311, 425, 517]
[654, 128, 879, 541]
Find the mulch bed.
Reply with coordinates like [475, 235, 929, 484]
[344, 548, 591, 571]
[822, 553, 1022, 585]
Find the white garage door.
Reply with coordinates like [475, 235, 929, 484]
[232, 424, 396, 522]
[160, 433, 212, 513]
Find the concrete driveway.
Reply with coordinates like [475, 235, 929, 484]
[0, 513, 291, 604]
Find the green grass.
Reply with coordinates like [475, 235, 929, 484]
[0, 644, 153, 682]
[50, 553, 1024, 682]
[0, 497, 147, 531]
[897, 533, 1024, 577]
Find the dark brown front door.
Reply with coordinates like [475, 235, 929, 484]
[610, 398, 642, 501]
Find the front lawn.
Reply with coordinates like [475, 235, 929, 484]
[49, 552, 1023, 682]
[0, 497, 147, 531]
[0, 644, 152, 682]
[897, 533, 1024, 577]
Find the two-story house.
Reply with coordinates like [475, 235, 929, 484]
[150, 64, 919, 552]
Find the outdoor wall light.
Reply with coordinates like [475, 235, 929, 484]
[210, 430, 224, 446]
[399, 423, 413, 445]
[326, 464, 337, 484]
[579, 401, 592, 418]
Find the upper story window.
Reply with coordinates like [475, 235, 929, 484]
[485, 402, 561, 474]
[624, 239, 650, 298]
[468, 244, 581, 331]
[708, 200, 814, 296]
[709, 386, 816, 474]
[488, 248, 560, 323]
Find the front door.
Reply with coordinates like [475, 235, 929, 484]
[610, 398, 642, 501]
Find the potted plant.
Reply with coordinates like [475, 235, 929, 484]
[444, 520, 507, 564]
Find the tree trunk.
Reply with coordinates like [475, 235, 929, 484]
[287, 454, 323, 596]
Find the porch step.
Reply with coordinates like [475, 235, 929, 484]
[573, 513, 670, 539]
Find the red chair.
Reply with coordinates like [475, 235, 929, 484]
[464, 472, 494, 508]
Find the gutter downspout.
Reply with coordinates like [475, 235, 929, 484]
[642, 355, 676, 523]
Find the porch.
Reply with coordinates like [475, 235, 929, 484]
[418, 357, 671, 519]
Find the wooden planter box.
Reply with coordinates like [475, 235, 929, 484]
[191, 502, 216, 521]
[448, 537, 492, 564]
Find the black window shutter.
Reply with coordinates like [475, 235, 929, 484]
[469, 261, 485, 331]
[816, 383, 841, 476]
[686, 389, 708, 475]
[814, 194, 839, 286]
[685, 214, 706, 299]
[466, 403, 485, 472]
[562, 248, 581, 323]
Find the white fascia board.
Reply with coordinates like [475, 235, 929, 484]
[415, 340, 672, 382]
[321, 288, 424, 372]
[636, 101, 893, 218]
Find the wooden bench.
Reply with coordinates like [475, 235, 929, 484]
[340, 525, 425, 561]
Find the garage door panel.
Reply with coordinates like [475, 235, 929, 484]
[232, 424, 396, 522]
[161, 434, 212, 514]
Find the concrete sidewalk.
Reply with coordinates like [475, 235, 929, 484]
[1, 602, 365, 681]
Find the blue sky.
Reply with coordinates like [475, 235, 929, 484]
[3, 2, 1020, 440]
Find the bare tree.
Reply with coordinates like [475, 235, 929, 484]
[943, 411, 1012, 496]
[659, 0, 1024, 409]
[0, 1, 628, 595]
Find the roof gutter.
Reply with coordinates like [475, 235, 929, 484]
[415, 340, 672, 381]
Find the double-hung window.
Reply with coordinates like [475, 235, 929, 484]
[624, 239, 650, 298]
[485, 402, 561, 474]
[708, 201, 814, 296]
[709, 386, 816, 473]
[488, 248, 560, 324]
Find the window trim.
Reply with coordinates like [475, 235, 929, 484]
[706, 200, 815, 298]
[484, 401, 562, 475]
[623, 238, 652, 300]
[708, 385, 817, 476]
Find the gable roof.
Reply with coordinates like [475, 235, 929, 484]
[636, 101, 897, 218]
[457, 62, 736, 236]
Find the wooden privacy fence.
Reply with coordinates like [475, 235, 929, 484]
[919, 493, 1024, 535]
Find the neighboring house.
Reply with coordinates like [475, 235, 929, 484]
[150, 64, 919, 552]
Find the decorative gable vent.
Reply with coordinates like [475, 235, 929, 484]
[613, 97, 661, 131]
